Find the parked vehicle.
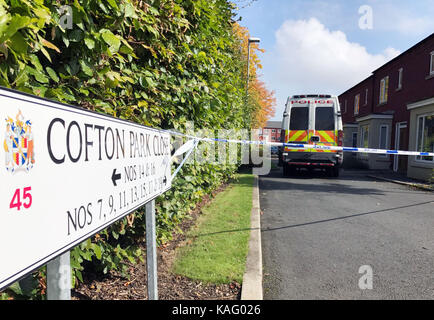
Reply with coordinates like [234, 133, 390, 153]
[279, 94, 343, 177]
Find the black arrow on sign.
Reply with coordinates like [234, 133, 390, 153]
[111, 169, 121, 186]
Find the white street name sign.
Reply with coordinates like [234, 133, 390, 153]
[0, 87, 172, 290]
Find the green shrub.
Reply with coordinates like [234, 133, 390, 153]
[0, 0, 253, 298]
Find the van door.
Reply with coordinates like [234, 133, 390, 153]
[285, 104, 309, 152]
[312, 104, 337, 153]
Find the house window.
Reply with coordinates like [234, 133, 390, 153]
[272, 129, 276, 133]
[430, 52, 434, 75]
[354, 94, 360, 115]
[416, 113, 434, 162]
[397, 68, 403, 90]
[365, 89, 368, 105]
[379, 76, 389, 104]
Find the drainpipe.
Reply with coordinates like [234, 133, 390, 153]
[370, 74, 375, 114]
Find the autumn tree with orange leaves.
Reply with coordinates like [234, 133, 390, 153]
[233, 23, 276, 128]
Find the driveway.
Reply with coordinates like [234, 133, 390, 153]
[260, 167, 434, 299]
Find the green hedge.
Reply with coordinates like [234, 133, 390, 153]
[0, 0, 253, 298]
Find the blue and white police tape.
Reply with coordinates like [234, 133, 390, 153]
[167, 129, 434, 157]
[281, 143, 434, 157]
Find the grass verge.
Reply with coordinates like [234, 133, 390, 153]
[172, 173, 254, 284]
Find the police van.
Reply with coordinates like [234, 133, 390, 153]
[279, 94, 343, 177]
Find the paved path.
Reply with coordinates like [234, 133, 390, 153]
[260, 168, 434, 299]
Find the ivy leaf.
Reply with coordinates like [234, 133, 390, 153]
[39, 37, 60, 53]
[90, 243, 102, 260]
[7, 282, 23, 296]
[25, 66, 49, 84]
[62, 34, 70, 47]
[40, 46, 52, 63]
[8, 32, 27, 54]
[0, 11, 10, 37]
[0, 15, 30, 43]
[75, 270, 83, 283]
[12, 68, 29, 87]
[106, 0, 119, 10]
[45, 66, 59, 82]
[124, 2, 137, 18]
[84, 36, 95, 50]
[79, 60, 93, 76]
[69, 29, 83, 42]
[100, 29, 120, 54]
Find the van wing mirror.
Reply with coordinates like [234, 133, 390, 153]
[283, 111, 289, 117]
[336, 111, 342, 117]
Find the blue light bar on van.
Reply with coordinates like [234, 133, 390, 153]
[292, 94, 331, 99]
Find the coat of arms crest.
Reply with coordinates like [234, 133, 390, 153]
[4, 110, 35, 173]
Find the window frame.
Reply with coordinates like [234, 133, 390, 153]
[360, 125, 369, 158]
[397, 68, 403, 90]
[352, 131, 358, 148]
[361, 126, 369, 147]
[430, 52, 434, 75]
[378, 124, 389, 158]
[379, 76, 389, 104]
[415, 112, 434, 163]
[364, 88, 368, 106]
[354, 94, 360, 115]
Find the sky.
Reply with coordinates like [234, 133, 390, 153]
[233, 0, 434, 121]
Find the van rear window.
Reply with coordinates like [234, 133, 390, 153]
[290, 107, 308, 130]
[315, 107, 335, 130]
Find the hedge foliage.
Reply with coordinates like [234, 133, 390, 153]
[0, 0, 258, 298]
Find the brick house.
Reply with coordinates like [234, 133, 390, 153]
[260, 120, 282, 143]
[339, 33, 434, 181]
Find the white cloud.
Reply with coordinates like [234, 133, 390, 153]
[370, 1, 434, 36]
[273, 17, 400, 96]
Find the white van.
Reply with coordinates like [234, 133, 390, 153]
[279, 94, 344, 177]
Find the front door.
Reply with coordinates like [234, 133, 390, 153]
[394, 122, 408, 172]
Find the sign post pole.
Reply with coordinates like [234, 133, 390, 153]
[145, 200, 158, 300]
[46, 251, 71, 300]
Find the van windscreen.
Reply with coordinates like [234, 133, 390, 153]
[290, 107, 308, 130]
[315, 107, 335, 130]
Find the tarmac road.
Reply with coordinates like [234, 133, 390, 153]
[260, 167, 434, 299]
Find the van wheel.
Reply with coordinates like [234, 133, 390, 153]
[331, 166, 340, 177]
[283, 163, 289, 176]
[283, 163, 294, 177]
[278, 157, 283, 167]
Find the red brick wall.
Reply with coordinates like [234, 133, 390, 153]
[339, 34, 434, 151]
